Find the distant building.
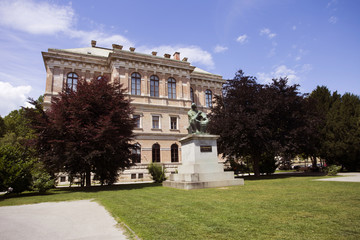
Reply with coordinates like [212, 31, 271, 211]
[42, 40, 225, 183]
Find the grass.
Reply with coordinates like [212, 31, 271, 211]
[1, 174, 360, 240]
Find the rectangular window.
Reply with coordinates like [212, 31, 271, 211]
[131, 80, 141, 95]
[60, 176, 66, 182]
[131, 174, 136, 179]
[168, 78, 176, 99]
[133, 114, 141, 128]
[170, 117, 177, 130]
[150, 78, 159, 97]
[152, 116, 160, 129]
[138, 173, 143, 179]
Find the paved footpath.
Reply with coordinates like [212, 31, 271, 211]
[315, 172, 360, 182]
[0, 200, 128, 240]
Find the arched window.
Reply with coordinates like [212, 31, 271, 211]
[152, 143, 160, 163]
[131, 72, 141, 95]
[205, 89, 212, 107]
[168, 78, 176, 99]
[171, 144, 179, 162]
[132, 143, 141, 163]
[66, 72, 78, 91]
[190, 87, 194, 103]
[150, 75, 159, 97]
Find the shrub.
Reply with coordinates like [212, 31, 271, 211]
[325, 165, 342, 176]
[0, 145, 33, 193]
[147, 163, 166, 183]
[227, 159, 251, 175]
[259, 154, 278, 175]
[31, 166, 55, 193]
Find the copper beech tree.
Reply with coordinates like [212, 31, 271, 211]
[208, 70, 315, 176]
[26, 77, 135, 186]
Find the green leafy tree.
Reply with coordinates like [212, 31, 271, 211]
[26, 78, 135, 186]
[0, 116, 5, 138]
[1, 108, 34, 146]
[0, 145, 33, 193]
[323, 93, 360, 170]
[31, 163, 55, 193]
[0, 96, 55, 193]
[306, 86, 340, 168]
[309, 86, 360, 171]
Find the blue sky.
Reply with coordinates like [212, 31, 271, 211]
[0, 0, 359, 116]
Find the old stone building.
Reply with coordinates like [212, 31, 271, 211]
[42, 40, 225, 183]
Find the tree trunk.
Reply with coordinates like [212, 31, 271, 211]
[80, 173, 85, 187]
[86, 169, 91, 187]
[311, 156, 318, 171]
[253, 157, 260, 177]
[311, 156, 317, 167]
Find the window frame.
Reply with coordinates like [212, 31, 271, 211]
[133, 114, 141, 128]
[171, 144, 179, 162]
[170, 116, 178, 130]
[152, 115, 160, 129]
[66, 72, 78, 92]
[190, 87, 194, 103]
[152, 143, 161, 163]
[205, 89, 212, 107]
[131, 72, 141, 95]
[150, 75, 159, 97]
[168, 77, 176, 99]
[131, 143, 141, 164]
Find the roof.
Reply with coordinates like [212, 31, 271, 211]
[193, 67, 213, 75]
[53, 46, 222, 78]
[61, 47, 112, 57]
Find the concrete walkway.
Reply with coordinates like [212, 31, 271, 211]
[0, 200, 129, 240]
[315, 172, 360, 182]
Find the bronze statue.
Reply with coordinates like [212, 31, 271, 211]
[187, 103, 209, 134]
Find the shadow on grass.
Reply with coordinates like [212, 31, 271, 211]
[237, 172, 327, 181]
[0, 182, 160, 202]
[58, 182, 161, 193]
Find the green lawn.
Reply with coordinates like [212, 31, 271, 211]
[1, 175, 360, 240]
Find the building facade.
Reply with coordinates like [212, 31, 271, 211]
[42, 40, 225, 183]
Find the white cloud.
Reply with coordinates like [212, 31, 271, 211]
[68, 30, 134, 48]
[0, 81, 32, 117]
[236, 34, 248, 44]
[0, 0, 215, 80]
[292, 25, 297, 31]
[300, 64, 312, 73]
[294, 48, 309, 61]
[0, 0, 134, 49]
[257, 65, 299, 85]
[268, 48, 276, 58]
[0, 0, 74, 35]
[269, 33, 276, 39]
[260, 28, 277, 39]
[137, 45, 214, 69]
[329, 16, 338, 24]
[214, 45, 228, 53]
[327, 0, 338, 8]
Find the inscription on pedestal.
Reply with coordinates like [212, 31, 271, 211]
[200, 145, 212, 152]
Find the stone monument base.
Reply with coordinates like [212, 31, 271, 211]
[162, 134, 244, 190]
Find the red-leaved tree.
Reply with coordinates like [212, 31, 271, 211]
[26, 78, 135, 186]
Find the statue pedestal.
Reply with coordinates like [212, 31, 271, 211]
[163, 134, 244, 190]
